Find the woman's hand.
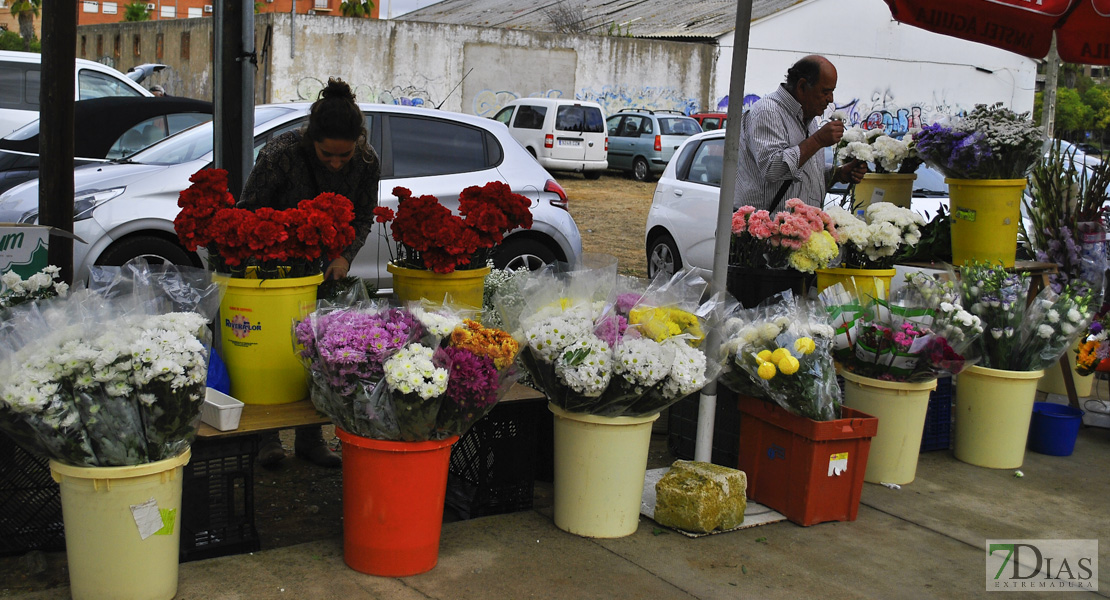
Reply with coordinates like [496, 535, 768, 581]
[324, 256, 351, 280]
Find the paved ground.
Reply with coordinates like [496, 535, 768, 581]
[3, 390, 1109, 599]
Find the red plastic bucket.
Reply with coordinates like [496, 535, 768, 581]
[336, 428, 458, 576]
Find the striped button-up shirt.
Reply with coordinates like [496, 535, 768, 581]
[733, 85, 834, 211]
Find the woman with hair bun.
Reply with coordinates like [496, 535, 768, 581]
[240, 77, 380, 468]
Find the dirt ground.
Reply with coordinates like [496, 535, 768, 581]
[0, 172, 668, 595]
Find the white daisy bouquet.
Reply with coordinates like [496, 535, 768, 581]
[0, 263, 222, 467]
[294, 300, 520, 441]
[718, 291, 841, 421]
[825, 202, 925, 270]
[959, 262, 1096, 371]
[495, 256, 724, 417]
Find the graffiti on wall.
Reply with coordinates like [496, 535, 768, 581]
[295, 76, 440, 108]
[714, 88, 970, 136]
[578, 85, 700, 117]
[472, 89, 567, 118]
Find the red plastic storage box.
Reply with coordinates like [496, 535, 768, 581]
[737, 395, 878, 527]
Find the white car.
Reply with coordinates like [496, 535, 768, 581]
[0, 103, 583, 291]
[0, 50, 154, 138]
[491, 98, 608, 179]
[644, 129, 953, 278]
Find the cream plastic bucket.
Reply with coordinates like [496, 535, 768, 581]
[953, 365, 1043, 469]
[841, 370, 937, 484]
[50, 449, 191, 600]
[550, 403, 658, 538]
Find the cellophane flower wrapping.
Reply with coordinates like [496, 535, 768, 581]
[494, 255, 725, 418]
[295, 298, 521, 441]
[0, 260, 224, 467]
[959, 262, 1097, 371]
[824, 202, 925, 270]
[718, 291, 841, 421]
[818, 274, 983, 382]
[0, 266, 70, 312]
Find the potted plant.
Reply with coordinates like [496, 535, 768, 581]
[833, 124, 924, 208]
[728, 198, 839, 308]
[373, 182, 533, 308]
[493, 259, 722, 538]
[954, 261, 1096, 468]
[0, 263, 221, 600]
[174, 168, 357, 405]
[912, 103, 1043, 267]
[819, 202, 926, 300]
[293, 301, 520, 576]
[818, 272, 983, 484]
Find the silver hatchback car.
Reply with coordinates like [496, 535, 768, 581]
[0, 103, 583, 291]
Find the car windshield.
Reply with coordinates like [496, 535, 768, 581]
[659, 118, 700, 136]
[129, 106, 295, 165]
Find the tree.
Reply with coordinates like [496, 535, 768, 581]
[1054, 87, 1094, 141]
[8, 0, 40, 52]
[124, 2, 152, 21]
[340, 0, 374, 18]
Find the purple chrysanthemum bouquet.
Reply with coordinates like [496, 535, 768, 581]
[913, 103, 1041, 180]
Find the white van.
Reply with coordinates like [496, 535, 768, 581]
[0, 51, 153, 138]
[492, 98, 608, 179]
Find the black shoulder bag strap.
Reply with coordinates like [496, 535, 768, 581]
[766, 179, 793, 214]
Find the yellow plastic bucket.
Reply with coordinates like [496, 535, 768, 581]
[50, 449, 191, 600]
[815, 267, 896, 301]
[219, 273, 322, 405]
[854, 173, 916, 208]
[953, 365, 1043, 469]
[1037, 343, 1094, 398]
[550, 403, 659, 538]
[840, 370, 937, 484]
[947, 178, 1026, 268]
[387, 263, 490, 308]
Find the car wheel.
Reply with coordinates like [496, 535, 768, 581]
[96, 235, 196, 269]
[633, 157, 653, 182]
[583, 171, 601, 180]
[494, 237, 558, 271]
[646, 232, 681, 279]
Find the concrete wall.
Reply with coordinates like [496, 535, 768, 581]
[76, 14, 718, 118]
[715, 0, 1039, 133]
[260, 14, 716, 116]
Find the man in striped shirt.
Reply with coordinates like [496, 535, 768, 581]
[733, 55, 867, 210]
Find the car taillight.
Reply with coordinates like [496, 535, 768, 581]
[604, 136, 608, 152]
[545, 134, 554, 149]
[545, 179, 568, 210]
[654, 135, 662, 152]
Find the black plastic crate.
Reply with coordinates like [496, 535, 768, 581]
[667, 388, 741, 468]
[180, 435, 260, 562]
[446, 397, 545, 519]
[921, 377, 953, 452]
[0, 433, 65, 556]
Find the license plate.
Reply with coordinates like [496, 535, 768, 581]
[558, 139, 581, 147]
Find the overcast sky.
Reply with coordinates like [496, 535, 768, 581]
[380, 0, 437, 19]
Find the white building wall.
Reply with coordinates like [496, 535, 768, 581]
[714, 0, 1038, 132]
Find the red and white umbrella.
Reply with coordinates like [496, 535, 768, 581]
[885, 0, 1110, 65]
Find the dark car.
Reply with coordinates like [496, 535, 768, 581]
[0, 96, 213, 194]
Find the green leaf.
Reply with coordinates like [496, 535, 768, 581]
[562, 346, 591, 366]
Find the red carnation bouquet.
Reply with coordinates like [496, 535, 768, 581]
[173, 168, 356, 277]
[373, 181, 533, 274]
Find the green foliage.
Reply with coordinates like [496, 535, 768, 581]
[124, 2, 151, 21]
[0, 31, 35, 52]
[340, 0, 374, 17]
[897, 205, 951, 264]
[1054, 87, 1093, 135]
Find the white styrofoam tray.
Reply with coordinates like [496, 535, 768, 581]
[201, 388, 244, 431]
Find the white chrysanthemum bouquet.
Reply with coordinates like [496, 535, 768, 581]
[835, 126, 924, 175]
[718, 291, 841, 421]
[825, 202, 925, 269]
[0, 265, 69, 310]
[0, 263, 222, 467]
[494, 256, 724, 418]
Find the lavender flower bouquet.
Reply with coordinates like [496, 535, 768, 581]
[913, 103, 1042, 180]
